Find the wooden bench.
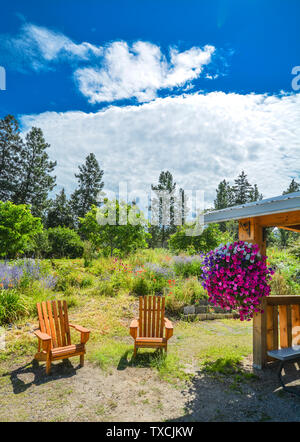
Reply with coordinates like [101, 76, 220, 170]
[268, 346, 300, 396]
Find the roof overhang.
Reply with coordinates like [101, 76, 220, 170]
[204, 191, 300, 227]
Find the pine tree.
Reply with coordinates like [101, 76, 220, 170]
[249, 184, 263, 202]
[14, 127, 56, 217]
[149, 171, 183, 247]
[231, 171, 254, 205]
[282, 178, 300, 195]
[46, 188, 74, 228]
[214, 179, 233, 210]
[278, 179, 300, 247]
[0, 115, 23, 201]
[70, 153, 104, 220]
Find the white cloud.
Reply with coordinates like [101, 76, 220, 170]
[1, 23, 216, 102]
[1, 23, 102, 71]
[20, 91, 300, 209]
[74, 42, 215, 103]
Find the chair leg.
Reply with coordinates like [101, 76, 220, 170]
[133, 343, 137, 357]
[46, 355, 51, 375]
[278, 360, 300, 397]
[80, 354, 84, 367]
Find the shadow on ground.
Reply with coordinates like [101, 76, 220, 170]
[3, 359, 79, 394]
[168, 358, 300, 422]
[117, 349, 164, 371]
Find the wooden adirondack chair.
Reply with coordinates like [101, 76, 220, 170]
[130, 296, 173, 356]
[34, 300, 90, 375]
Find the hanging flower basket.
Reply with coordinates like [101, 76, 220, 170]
[201, 241, 275, 321]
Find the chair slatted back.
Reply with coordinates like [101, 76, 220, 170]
[37, 300, 71, 348]
[138, 296, 165, 338]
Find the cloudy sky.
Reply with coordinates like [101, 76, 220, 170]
[0, 0, 299, 208]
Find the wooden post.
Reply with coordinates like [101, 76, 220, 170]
[239, 217, 267, 369]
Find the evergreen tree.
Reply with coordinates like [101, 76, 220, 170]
[278, 179, 300, 247]
[149, 171, 185, 247]
[249, 184, 263, 202]
[70, 153, 104, 220]
[0, 115, 23, 201]
[14, 127, 56, 218]
[283, 178, 300, 194]
[231, 171, 254, 205]
[214, 172, 262, 236]
[214, 179, 233, 210]
[46, 188, 74, 228]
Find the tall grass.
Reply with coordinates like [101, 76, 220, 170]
[0, 289, 28, 324]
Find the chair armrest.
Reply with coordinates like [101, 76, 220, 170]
[164, 318, 173, 340]
[130, 319, 139, 339]
[34, 330, 52, 341]
[69, 323, 90, 333]
[69, 323, 90, 344]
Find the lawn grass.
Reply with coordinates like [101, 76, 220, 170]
[0, 250, 260, 382]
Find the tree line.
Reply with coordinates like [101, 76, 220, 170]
[0, 114, 104, 225]
[0, 114, 299, 258]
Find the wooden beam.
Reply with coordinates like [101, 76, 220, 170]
[238, 217, 267, 369]
[277, 225, 300, 233]
[267, 296, 300, 306]
[255, 210, 300, 228]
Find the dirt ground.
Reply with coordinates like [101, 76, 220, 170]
[1, 353, 300, 422]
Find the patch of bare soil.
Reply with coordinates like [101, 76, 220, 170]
[1, 355, 300, 422]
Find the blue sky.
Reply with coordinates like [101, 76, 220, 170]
[0, 0, 299, 206]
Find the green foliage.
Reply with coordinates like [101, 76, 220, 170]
[172, 257, 203, 278]
[270, 273, 293, 296]
[214, 171, 263, 211]
[26, 229, 51, 258]
[0, 201, 43, 258]
[47, 227, 84, 258]
[70, 153, 104, 221]
[267, 247, 300, 294]
[82, 240, 98, 267]
[168, 223, 231, 254]
[282, 178, 300, 194]
[13, 126, 56, 218]
[166, 277, 207, 314]
[214, 179, 233, 210]
[131, 277, 150, 296]
[46, 188, 74, 229]
[80, 201, 149, 257]
[0, 115, 23, 202]
[0, 289, 28, 325]
[289, 238, 300, 259]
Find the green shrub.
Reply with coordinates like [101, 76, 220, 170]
[27, 230, 51, 258]
[289, 238, 300, 260]
[168, 222, 233, 254]
[47, 227, 84, 258]
[267, 247, 300, 294]
[172, 255, 203, 278]
[80, 276, 94, 288]
[83, 240, 98, 267]
[166, 277, 207, 314]
[270, 272, 293, 296]
[131, 277, 150, 296]
[0, 290, 28, 325]
[0, 201, 43, 258]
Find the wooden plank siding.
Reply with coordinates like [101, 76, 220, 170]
[265, 297, 300, 357]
